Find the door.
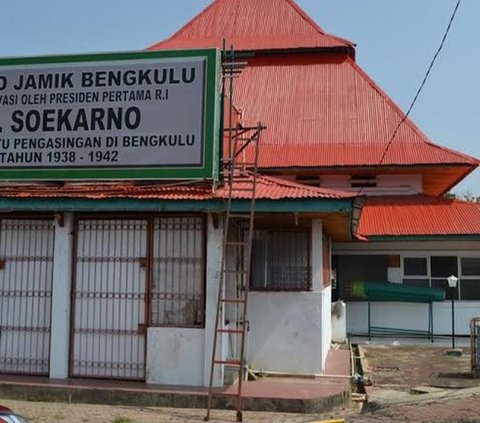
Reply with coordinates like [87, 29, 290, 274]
[71, 218, 148, 380]
[0, 218, 54, 375]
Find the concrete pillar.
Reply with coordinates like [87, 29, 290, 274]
[311, 219, 323, 292]
[312, 219, 332, 371]
[49, 212, 74, 379]
[203, 214, 224, 387]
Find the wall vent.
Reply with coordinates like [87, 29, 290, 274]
[295, 175, 321, 187]
[350, 175, 377, 188]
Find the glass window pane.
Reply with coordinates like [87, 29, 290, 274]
[460, 279, 480, 300]
[404, 257, 427, 276]
[431, 278, 452, 299]
[461, 258, 480, 276]
[431, 256, 457, 278]
[403, 278, 429, 288]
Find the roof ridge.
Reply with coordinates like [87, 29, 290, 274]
[149, 0, 354, 50]
[147, 1, 218, 49]
[423, 140, 479, 165]
[286, 0, 354, 46]
[345, 56, 431, 143]
[285, 0, 328, 35]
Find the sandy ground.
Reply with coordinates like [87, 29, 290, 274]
[0, 399, 356, 423]
[3, 394, 480, 423]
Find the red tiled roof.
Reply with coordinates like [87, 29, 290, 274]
[233, 54, 478, 169]
[0, 174, 353, 201]
[358, 195, 480, 237]
[149, 0, 353, 52]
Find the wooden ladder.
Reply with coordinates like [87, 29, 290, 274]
[204, 122, 263, 422]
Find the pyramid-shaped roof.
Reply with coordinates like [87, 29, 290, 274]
[233, 54, 478, 167]
[150, 0, 478, 195]
[150, 0, 353, 52]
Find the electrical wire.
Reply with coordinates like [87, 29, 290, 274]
[357, 0, 463, 197]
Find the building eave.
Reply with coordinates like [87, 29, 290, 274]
[365, 235, 480, 242]
[0, 197, 354, 214]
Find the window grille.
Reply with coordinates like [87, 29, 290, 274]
[150, 216, 205, 327]
[251, 230, 311, 290]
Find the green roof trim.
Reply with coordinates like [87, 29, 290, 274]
[366, 235, 480, 242]
[0, 197, 353, 213]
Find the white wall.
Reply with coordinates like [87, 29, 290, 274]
[145, 215, 225, 387]
[247, 291, 322, 374]
[335, 240, 480, 337]
[279, 174, 422, 195]
[321, 174, 422, 196]
[49, 213, 74, 379]
[347, 301, 480, 336]
[245, 219, 330, 375]
[203, 214, 224, 387]
[321, 285, 332, 366]
[146, 328, 205, 385]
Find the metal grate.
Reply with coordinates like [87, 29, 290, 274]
[471, 317, 480, 377]
[251, 230, 311, 290]
[150, 216, 205, 327]
[71, 219, 147, 380]
[0, 218, 54, 375]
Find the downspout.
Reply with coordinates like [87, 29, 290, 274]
[349, 196, 365, 241]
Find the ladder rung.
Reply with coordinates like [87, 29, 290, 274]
[217, 328, 244, 334]
[233, 163, 256, 167]
[226, 241, 248, 246]
[214, 360, 241, 366]
[232, 178, 254, 182]
[231, 188, 255, 192]
[221, 298, 246, 304]
[228, 214, 251, 219]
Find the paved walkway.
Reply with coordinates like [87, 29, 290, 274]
[0, 350, 351, 415]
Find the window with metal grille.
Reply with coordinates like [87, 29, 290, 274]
[251, 230, 311, 290]
[150, 216, 205, 327]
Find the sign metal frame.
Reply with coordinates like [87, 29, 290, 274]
[0, 49, 221, 181]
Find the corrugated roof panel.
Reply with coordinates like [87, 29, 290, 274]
[150, 0, 353, 51]
[358, 196, 480, 237]
[149, 0, 478, 195]
[231, 54, 478, 167]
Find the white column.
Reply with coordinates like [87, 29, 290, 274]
[49, 212, 74, 379]
[311, 219, 323, 291]
[312, 219, 332, 371]
[203, 214, 224, 387]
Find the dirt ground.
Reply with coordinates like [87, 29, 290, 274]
[0, 399, 357, 423]
[3, 343, 480, 422]
[356, 343, 480, 423]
